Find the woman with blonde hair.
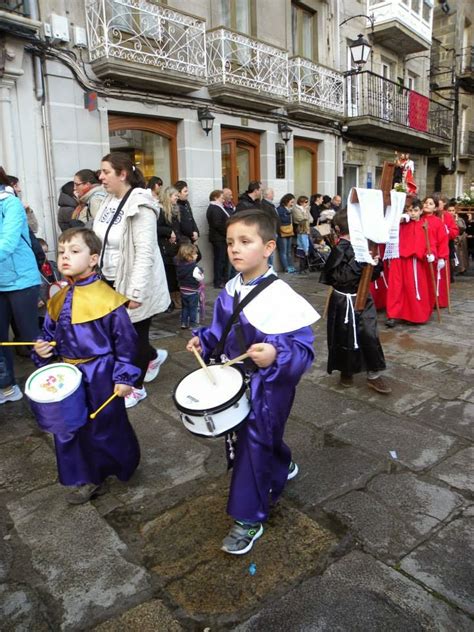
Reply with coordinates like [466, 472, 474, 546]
[157, 186, 181, 308]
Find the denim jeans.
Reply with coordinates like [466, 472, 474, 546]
[276, 236, 294, 271]
[181, 292, 199, 326]
[0, 285, 40, 387]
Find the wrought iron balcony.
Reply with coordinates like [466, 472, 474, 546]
[85, 0, 207, 93]
[206, 27, 288, 109]
[368, 0, 432, 54]
[288, 57, 344, 121]
[345, 71, 452, 149]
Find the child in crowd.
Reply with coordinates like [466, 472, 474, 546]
[37, 238, 62, 327]
[293, 195, 311, 274]
[386, 199, 433, 326]
[421, 196, 449, 309]
[187, 210, 319, 555]
[320, 208, 391, 394]
[313, 235, 331, 259]
[33, 227, 141, 505]
[175, 242, 204, 329]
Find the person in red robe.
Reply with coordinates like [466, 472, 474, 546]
[386, 200, 433, 325]
[434, 195, 459, 305]
[421, 196, 448, 309]
[370, 244, 389, 310]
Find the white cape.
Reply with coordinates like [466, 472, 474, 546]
[226, 271, 320, 335]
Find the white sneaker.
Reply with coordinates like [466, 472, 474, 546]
[144, 349, 168, 383]
[0, 385, 23, 405]
[125, 387, 147, 409]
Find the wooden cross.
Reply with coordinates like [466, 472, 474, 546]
[353, 160, 395, 311]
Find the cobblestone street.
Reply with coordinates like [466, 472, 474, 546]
[1, 272, 473, 631]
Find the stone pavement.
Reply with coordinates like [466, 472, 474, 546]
[1, 272, 473, 631]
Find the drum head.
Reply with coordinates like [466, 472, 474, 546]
[25, 363, 82, 403]
[174, 365, 245, 414]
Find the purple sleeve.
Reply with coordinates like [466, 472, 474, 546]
[107, 306, 141, 385]
[31, 313, 59, 367]
[259, 326, 315, 386]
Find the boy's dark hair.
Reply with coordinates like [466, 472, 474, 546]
[246, 180, 261, 194]
[410, 198, 422, 209]
[75, 169, 100, 185]
[37, 237, 48, 248]
[174, 180, 188, 192]
[58, 227, 102, 256]
[102, 152, 146, 188]
[209, 189, 223, 201]
[177, 242, 198, 262]
[227, 209, 276, 243]
[333, 208, 349, 235]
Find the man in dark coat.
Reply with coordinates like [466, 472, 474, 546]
[235, 180, 262, 213]
[206, 189, 230, 288]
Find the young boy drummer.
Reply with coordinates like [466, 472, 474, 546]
[320, 208, 391, 394]
[33, 228, 141, 504]
[187, 209, 319, 555]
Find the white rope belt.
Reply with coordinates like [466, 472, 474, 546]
[334, 290, 359, 350]
[412, 257, 421, 301]
[436, 267, 441, 297]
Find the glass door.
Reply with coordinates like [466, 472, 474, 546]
[221, 129, 260, 199]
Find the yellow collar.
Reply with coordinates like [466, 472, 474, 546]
[47, 279, 128, 324]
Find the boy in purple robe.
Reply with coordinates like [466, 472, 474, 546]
[187, 210, 319, 555]
[33, 227, 141, 504]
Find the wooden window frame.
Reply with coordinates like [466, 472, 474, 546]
[221, 128, 261, 196]
[108, 115, 178, 184]
[294, 137, 318, 195]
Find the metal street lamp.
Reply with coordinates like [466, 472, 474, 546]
[197, 107, 215, 136]
[278, 120, 293, 143]
[349, 34, 372, 71]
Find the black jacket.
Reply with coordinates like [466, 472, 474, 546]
[57, 191, 78, 232]
[157, 209, 180, 264]
[235, 192, 261, 213]
[206, 203, 229, 244]
[177, 199, 199, 242]
[319, 239, 382, 293]
[261, 198, 280, 232]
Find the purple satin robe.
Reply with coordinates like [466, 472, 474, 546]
[196, 283, 314, 523]
[32, 274, 141, 486]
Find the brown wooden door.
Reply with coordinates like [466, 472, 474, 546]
[108, 115, 178, 185]
[221, 129, 260, 198]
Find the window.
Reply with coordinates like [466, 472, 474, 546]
[411, 0, 421, 15]
[276, 143, 286, 179]
[220, 0, 252, 34]
[294, 138, 318, 197]
[422, 0, 433, 22]
[291, 3, 317, 61]
[407, 72, 417, 91]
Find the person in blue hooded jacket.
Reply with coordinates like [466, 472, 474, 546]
[0, 166, 41, 404]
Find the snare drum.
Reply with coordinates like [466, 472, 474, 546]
[25, 363, 88, 434]
[173, 364, 250, 438]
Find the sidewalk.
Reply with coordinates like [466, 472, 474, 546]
[0, 272, 473, 631]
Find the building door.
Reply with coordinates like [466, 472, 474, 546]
[343, 164, 359, 203]
[221, 129, 260, 198]
[108, 115, 178, 185]
[294, 138, 318, 197]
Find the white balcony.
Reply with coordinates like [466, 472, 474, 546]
[288, 57, 344, 121]
[206, 28, 288, 109]
[368, 0, 433, 54]
[85, 0, 207, 93]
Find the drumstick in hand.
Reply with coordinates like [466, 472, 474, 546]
[221, 346, 264, 368]
[0, 341, 57, 346]
[90, 392, 119, 419]
[191, 345, 216, 385]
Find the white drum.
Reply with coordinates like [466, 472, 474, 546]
[173, 364, 250, 438]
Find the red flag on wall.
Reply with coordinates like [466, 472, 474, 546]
[408, 92, 429, 132]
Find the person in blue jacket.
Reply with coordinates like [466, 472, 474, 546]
[0, 166, 41, 404]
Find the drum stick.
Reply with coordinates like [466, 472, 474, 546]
[0, 341, 57, 346]
[221, 346, 265, 368]
[90, 392, 119, 419]
[191, 345, 216, 385]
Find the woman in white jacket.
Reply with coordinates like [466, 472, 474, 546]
[94, 152, 170, 408]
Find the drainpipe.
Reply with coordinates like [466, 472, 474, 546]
[30, 0, 58, 245]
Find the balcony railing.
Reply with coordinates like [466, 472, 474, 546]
[207, 28, 288, 100]
[368, 0, 432, 46]
[85, 0, 206, 79]
[289, 57, 344, 115]
[0, 1, 29, 15]
[346, 71, 452, 141]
